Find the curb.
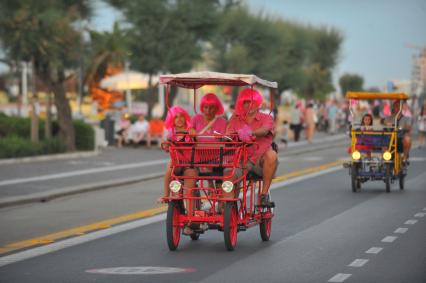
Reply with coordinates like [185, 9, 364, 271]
[0, 172, 164, 209]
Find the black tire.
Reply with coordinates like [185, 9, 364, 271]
[223, 202, 238, 251]
[260, 206, 272, 241]
[399, 172, 405, 190]
[166, 201, 182, 251]
[385, 164, 391, 193]
[351, 164, 358, 193]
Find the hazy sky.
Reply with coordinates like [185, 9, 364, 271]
[91, 0, 426, 89]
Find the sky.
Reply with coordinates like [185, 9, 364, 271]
[76, 0, 426, 89]
[245, 0, 426, 89]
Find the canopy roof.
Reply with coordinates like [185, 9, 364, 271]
[159, 71, 278, 89]
[346, 92, 409, 100]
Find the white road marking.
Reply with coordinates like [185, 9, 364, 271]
[0, 165, 344, 268]
[366, 247, 383, 254]
[382, 236, 397, 243]
[0, 159, 168, 187]
[414, 212, 425, 218]
[394, 227, 408, 234]
[0, 214, 165, 268]
[328, 273, 352, 282]
[405, 219, 418, 225]
[408, 157, 426, 162]
[86, 266, 195, 275]
[348, 259, 369, 267]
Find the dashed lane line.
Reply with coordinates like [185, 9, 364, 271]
[414, 212, 425, 218]
[365, 247, 383, 254]
[405, 219, 418, 225]
[381, 236, 397, 243]
[328, 273, 352, 282]
[348, 259, 369, 268]
[394, 227, 408, 234]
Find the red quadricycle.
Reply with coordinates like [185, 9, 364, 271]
[159, 72, 278, 251]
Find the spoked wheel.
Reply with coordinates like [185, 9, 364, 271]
[223, 202, 238, 251]
[351, 164, 359, 193]
[166, 200, 182, 251]
[385, 163, 392, 193]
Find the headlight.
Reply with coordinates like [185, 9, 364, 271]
[383, 151, 392, 161]
[222, 181, 234, 193]
[169, 180, 182, 193]
[352, 151, 361, 160]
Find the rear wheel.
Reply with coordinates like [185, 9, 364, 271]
[260, 206, 272, 241]
[351, 164, 359, 193]
[166, 201, 182, 251]
[385, 164, 391, 193]
[223, 202, 238, 251]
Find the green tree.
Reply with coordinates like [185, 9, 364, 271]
[108, 0, 221, 115]
[0, 0, 92, 151]
[339, 73, 364, 96]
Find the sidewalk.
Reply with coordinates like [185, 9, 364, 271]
[0, 132, 346, 208]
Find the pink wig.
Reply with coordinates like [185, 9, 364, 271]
[164, 106, 191, 130]
[235, 88, 263, 115]
[200, 93, 224, 115]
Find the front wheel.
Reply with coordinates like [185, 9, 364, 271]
[385, 163, 392, 193]
[166, 200, 182, 251]
[351, 164, 359, 193]
[399, 172, 405, 190]
[223, 202, 238, 251]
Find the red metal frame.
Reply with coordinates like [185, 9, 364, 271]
[162, 134, 273, 230]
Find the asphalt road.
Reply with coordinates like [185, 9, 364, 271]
[0, 147, 425, 283]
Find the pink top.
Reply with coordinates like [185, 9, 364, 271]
[190, 114, 227, 139]
[227, 112, 275, 164]
[119, 119, 131, 129]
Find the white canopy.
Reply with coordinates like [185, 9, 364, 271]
[159, 71, 278, 89]
[100, 71, 157, 90]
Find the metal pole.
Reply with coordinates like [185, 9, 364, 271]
[125, 61, 132, 113]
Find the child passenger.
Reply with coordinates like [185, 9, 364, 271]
[160, 106, 191, 201]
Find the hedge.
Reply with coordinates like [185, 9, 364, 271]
[0, 115, 95, 158]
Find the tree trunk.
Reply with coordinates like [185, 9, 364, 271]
[51, 70, 76, 151]
[30, 61, 39, 143]
[45, 92, 52, 139]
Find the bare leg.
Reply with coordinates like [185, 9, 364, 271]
[403, 135, 411, 161]
[183, 168, 198, 215]
[163, 162, 172, 198]
[261, 149, 278, 195]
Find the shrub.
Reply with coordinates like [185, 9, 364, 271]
[0, 135, 42, 158]
[74, 120, 95, 150]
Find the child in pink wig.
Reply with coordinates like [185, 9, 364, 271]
[161, 106, 191, 201]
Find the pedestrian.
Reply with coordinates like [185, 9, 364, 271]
[290, 101, 303, 142]
[304, 102, 316, 143]
[417, 102, 426, 148]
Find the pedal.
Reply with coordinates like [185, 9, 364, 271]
[255, 202, 275, 209]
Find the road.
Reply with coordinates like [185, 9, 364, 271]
[0, 141, 425, 282]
